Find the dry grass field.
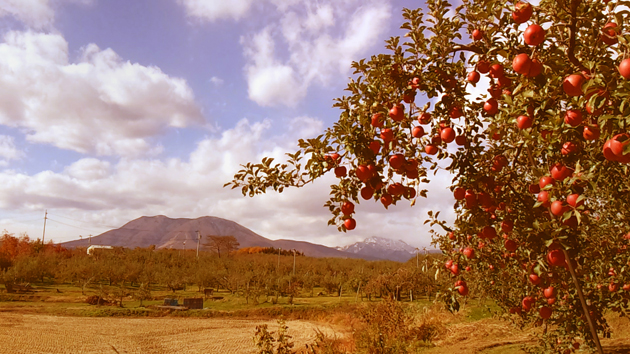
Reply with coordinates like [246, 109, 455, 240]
[0, 311, 343, 354]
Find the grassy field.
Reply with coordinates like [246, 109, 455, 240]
[1, 283, 630, 353]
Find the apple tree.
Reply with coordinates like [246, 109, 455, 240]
[227, 0, 630, 352]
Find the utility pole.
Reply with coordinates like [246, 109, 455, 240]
[89, 234, 92, 246]
[196, 231, 201, 259]
[277, 248, 281, 271]
[415, 248, 419, 269]
[42, 210, 47, 244]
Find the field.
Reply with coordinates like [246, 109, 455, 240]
[1, 284, 630, 353]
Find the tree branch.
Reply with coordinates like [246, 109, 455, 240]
[567, 0, 588, 73]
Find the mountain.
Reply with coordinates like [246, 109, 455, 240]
[60, 215, 373, 259]
[337, 236, 421, 262]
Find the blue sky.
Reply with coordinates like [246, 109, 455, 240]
[0, 0, 457, 248]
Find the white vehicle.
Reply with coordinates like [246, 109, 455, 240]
[87, 245, 114, 255]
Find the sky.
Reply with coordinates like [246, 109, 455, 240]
[0, 0, 460, 249]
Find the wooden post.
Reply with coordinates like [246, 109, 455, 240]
[562, 249, 603, 354]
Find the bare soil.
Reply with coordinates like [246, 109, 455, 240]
[0, 312, 341, 354]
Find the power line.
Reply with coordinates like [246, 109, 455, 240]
[45, 218, 105, 232]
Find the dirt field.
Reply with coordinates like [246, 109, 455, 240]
[0, 312, 342, 354]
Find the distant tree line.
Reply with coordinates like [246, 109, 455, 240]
[0, 230, 448, 305]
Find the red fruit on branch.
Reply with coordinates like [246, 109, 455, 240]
[389, 154, 405, 169]
[441, 127, 456, 143]
[505, 239, 518, 252]
[418, 112, 432, 124]
[463, 247, 475, 259]
[453, 187, 465, 200]
[583, 125, 600, 140]
[369, 140, 381, 155]
[344, 218, 356, 230]
[538, 190, 550, 207]
[551, 200, 566, 216]
[539, 176, 554, 189]
[513, 53, 532, 75]
[522, 296, 534, 311]
[550, 163, 573, 181]
[561, 141, 579, 155]
[539, 306, 552, 319]
[619, 58, 630, 79]
[567, 194, 583, 208]
[371, 113, 384, 128]
[380, 128, 393, 142]
[467, 71, 480, 83]
[543, 287, 557, 299]
[412, 126, 425, 138]
[517, 115, 533, 129]
[529, 274, 541, 285]
[547, 249, 566, 267]
[524, 24, 545, 46]
[601, 22, 619, 45]
[334, 166, 347, 178]
[564, 109, 583, 127]
[360, 186, 374, 200]
[477, 60, 490, 74]
[563, 74, 585, 96]
[472, 29, 483, 41]
[512, 2, 533, 24]
[380, 193, 392, 207]
[341, 201, 355, 215]
[425, 144, 438, 155]
[489, 64, 504, 78]
[484, 99, 499, 115]
[389, 104, 404, 122]
[455, 135, 467, 146]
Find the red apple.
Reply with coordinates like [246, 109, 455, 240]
[550, 163, 573, 181]
[539, 176, 554, 189]
[529, 184, 540, 194]
[547, 249, 566, 267]
[465, 190, 477, 208]
[344, 218, 356, 230]
[371, 113, 384, 128]
[561, 141, 579, 155]
[512, 2, 533, 24]
[425, 144, 438, 155]
[419, 112, 432, 124]
[551, 200, 565, 216]
[369, 141, 382, 156]
[477, 60, 490, 74]
[489, 64, 504, 78]
[389, 105, 404, 122]
[334, 166, 347, 178]
[380, 193, 392, 207]
[455, 135, 467, 146]
[522, 296, 534, 311]
[524, 24, 545, 46]
[538, 190, 550, 207]
[412, 126, 425, 138]
[450, 106, 463, 119]
[513, 53, 532, 75]
[472, 29, 483, 41]
[453, 187, 465, 200]
[567, 194, 583, 208]
[341, 201, 355, 215]
[563, 74, 585, 96]
[583, 125, 600, 140]
[564, 109, 583, 127]
[463, 247, 475, 259]
[601, 22, 619, 45]
[484, 99, 499, 115]
[619, 58, 630, 79]
[389, 154, 405, 169]
[539, 306, 552, 319]
[467, 71, 480, 83]
[360, 186, 374, 200]
[380, 128, 393, 142]
[544, 287, 556, 299]
[505, 239, 518, 252]
[441, 127, 456, 143]
[517, 115, 533, 129]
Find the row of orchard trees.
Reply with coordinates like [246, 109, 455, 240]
[0, 231, 446, 304]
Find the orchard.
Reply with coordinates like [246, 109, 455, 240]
[228, 0, 630, 352]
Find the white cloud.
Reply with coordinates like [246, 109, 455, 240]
[0, 31, 204, 157]
[241, 1, 392, 106]
[0, 134, 23, 166]
[178, 0, 256, 21]
[0, 116, 454, 249]
[209, 76, 224, 86]
[0, 0, 93, 29]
